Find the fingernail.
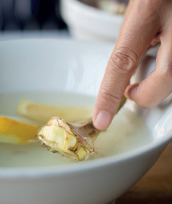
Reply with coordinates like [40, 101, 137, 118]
[125, 83, 139, 100]
[94, 111, 111, 130]
[124, 89, 133, 100]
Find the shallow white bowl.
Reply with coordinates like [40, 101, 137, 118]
[0, 39, 172, 204]
[60, 0, 124, 42]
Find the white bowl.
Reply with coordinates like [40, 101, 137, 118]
[0, 39, 172, 204]
[60, 0, 124, 41]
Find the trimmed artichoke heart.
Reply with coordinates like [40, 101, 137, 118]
[37, 96, 127, 161]
[37, 117, 100, 161]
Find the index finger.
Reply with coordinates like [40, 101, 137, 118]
[93, 0, 161, 130]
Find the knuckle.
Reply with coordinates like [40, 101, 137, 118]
[110, 48, 138, 75]
[101, 87, 121, 106]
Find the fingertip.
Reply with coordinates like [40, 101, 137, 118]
[93, 111, 112, 131]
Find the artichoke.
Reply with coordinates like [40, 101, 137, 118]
[37, 96, 126, 161]
[37, 117, 99, 161]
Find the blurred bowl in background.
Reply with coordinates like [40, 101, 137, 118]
[60, 0, 124, 42]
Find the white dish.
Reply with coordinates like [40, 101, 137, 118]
[60, 0, 124, 42]
[0, 39, 172, 204]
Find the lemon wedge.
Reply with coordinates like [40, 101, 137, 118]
[0, 116, 39, 144]
[18, 100, 92, 123]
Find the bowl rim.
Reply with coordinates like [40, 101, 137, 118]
[0, 38, 171, 179]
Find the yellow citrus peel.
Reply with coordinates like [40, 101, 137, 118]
[18, 99, 92, 123]
[0, 116, 39, 144]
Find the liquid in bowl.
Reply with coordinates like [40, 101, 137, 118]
[0, 91, 153, 167]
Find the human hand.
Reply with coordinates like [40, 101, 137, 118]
[93, 0, 172, 130]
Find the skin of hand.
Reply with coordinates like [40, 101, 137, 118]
[93, 0, 172, 130]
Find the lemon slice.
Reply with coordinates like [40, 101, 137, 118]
[18, 100, 92, 123]
[0, 116, 39, 145]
